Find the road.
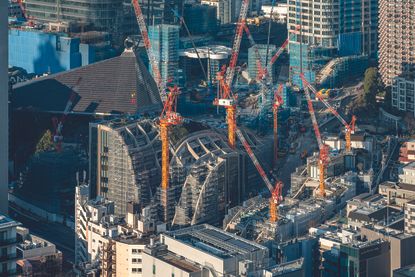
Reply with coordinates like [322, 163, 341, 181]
[9, 203, 75, 266]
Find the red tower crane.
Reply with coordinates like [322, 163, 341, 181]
[132, 0, 166, 101]
[214, 0, 249, 149]
[273, 84, 284, 168]
[51, 77, 81, 152]
[225, 0, 250, 87]
[235, 129, 283, 222]
[299, 74, 329, 197]
[300, 77, 357, 152]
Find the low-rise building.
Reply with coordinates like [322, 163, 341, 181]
[143, 224, 270, 276]
[16, 228, 62, 276]
[398, 162, 415, 184]
[405, 200, 415, 235]
[379, 181, 415, 207]
[263, 259, 304, 277]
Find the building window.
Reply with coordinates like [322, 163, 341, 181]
[153, 265, 156, 274]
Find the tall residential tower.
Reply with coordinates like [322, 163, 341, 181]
[379, 0, 415, 86]
[287, 0, 377, 86]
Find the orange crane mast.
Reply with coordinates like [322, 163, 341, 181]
[131, 0, 166, 101]
[235, 129, 283, 222]
[273, 84, 284, 168]
[301, 78, 357, 152]
[159, 86, 182, 191]
[300, 73, 329, 197]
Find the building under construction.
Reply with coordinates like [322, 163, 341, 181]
[89, 117, 271, 225]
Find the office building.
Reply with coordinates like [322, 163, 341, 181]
[287, 0, 377, 87]
[391, 76, 415, 115]
[0, 0, 8, 215]
[138, 0, 182, 26]
[361, 225, 415, 275]
[378, 0, 415, 86]
[149, 24, 180, 85]
[248, 44, 277, 81]
[24, 0, 136, 42]
[201, 0, 237, 24]
[183, 4, 218, 35]
[405, 200, 415, 235]
[142, 224, 269, 276]
[0, 214, 20, 276]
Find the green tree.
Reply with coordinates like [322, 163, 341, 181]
[35, 130, 53, 153]
[363, 67, 379, 108]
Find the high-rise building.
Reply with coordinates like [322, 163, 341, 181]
[183, 3, 218, 35]
[378, 0, 415, 86]
[201, 0, 236, 24]
[149, 24, 180, 85]
[89, 119, 162, 215]
[24, 0, 137, 44]
[248, 44, 277, 81]
[287, 0, 377, 87]
[0, 214, 21, 276]
[139, 0, 182, 26]
[0, 0, 8, 215]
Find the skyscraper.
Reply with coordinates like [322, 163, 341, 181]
[378, 0, 415, 86]
[149, 24, 180, 85]
[0, 0, 8, 214]
[287, 0, 377, 86]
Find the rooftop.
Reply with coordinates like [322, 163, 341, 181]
[12, 49, 161, 115]
[0, 214, 21, 229]
[394, 264, 415, 277]
[156, 251, 201, 273]
[168, 224, 268, 259]
[266, 258, 304, 276]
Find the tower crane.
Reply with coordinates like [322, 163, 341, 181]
[215, 66, 237, 149]
[235, 129, 283, 223]
[51, 77, 82, 152]
[225, 0, 250, 87]
[273, 84, 284, 168]
[159, 85, 182, 221]
[132, 0, 166, 102]
[299, 74, 329, 197]
[300, 77, 357, 152]
[214, 0, 249, 149]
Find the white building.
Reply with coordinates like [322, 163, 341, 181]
[405, 200, 415, 235]
[142, 224, 269, 276]
[392, 76, 415, 115]
[74, 184, 117, 265]
[0, 214, 20, 276]
[261, 4, 288, 22]
[398, 162, 415, 185]
[0, 0, 8, 214]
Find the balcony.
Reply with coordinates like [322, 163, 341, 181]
[0, 269, 17, 277]
[0, 253, 17, 262]
[0, 238, 17, 247]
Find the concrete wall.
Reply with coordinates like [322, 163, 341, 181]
[142, 251, 197, 277]
[0, 0, 8, 214]
[115, 241, 146, 277]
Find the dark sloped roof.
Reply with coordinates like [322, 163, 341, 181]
[12, 49, 162, 114]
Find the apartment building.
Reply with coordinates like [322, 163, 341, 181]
[0, 214, 20, 276]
